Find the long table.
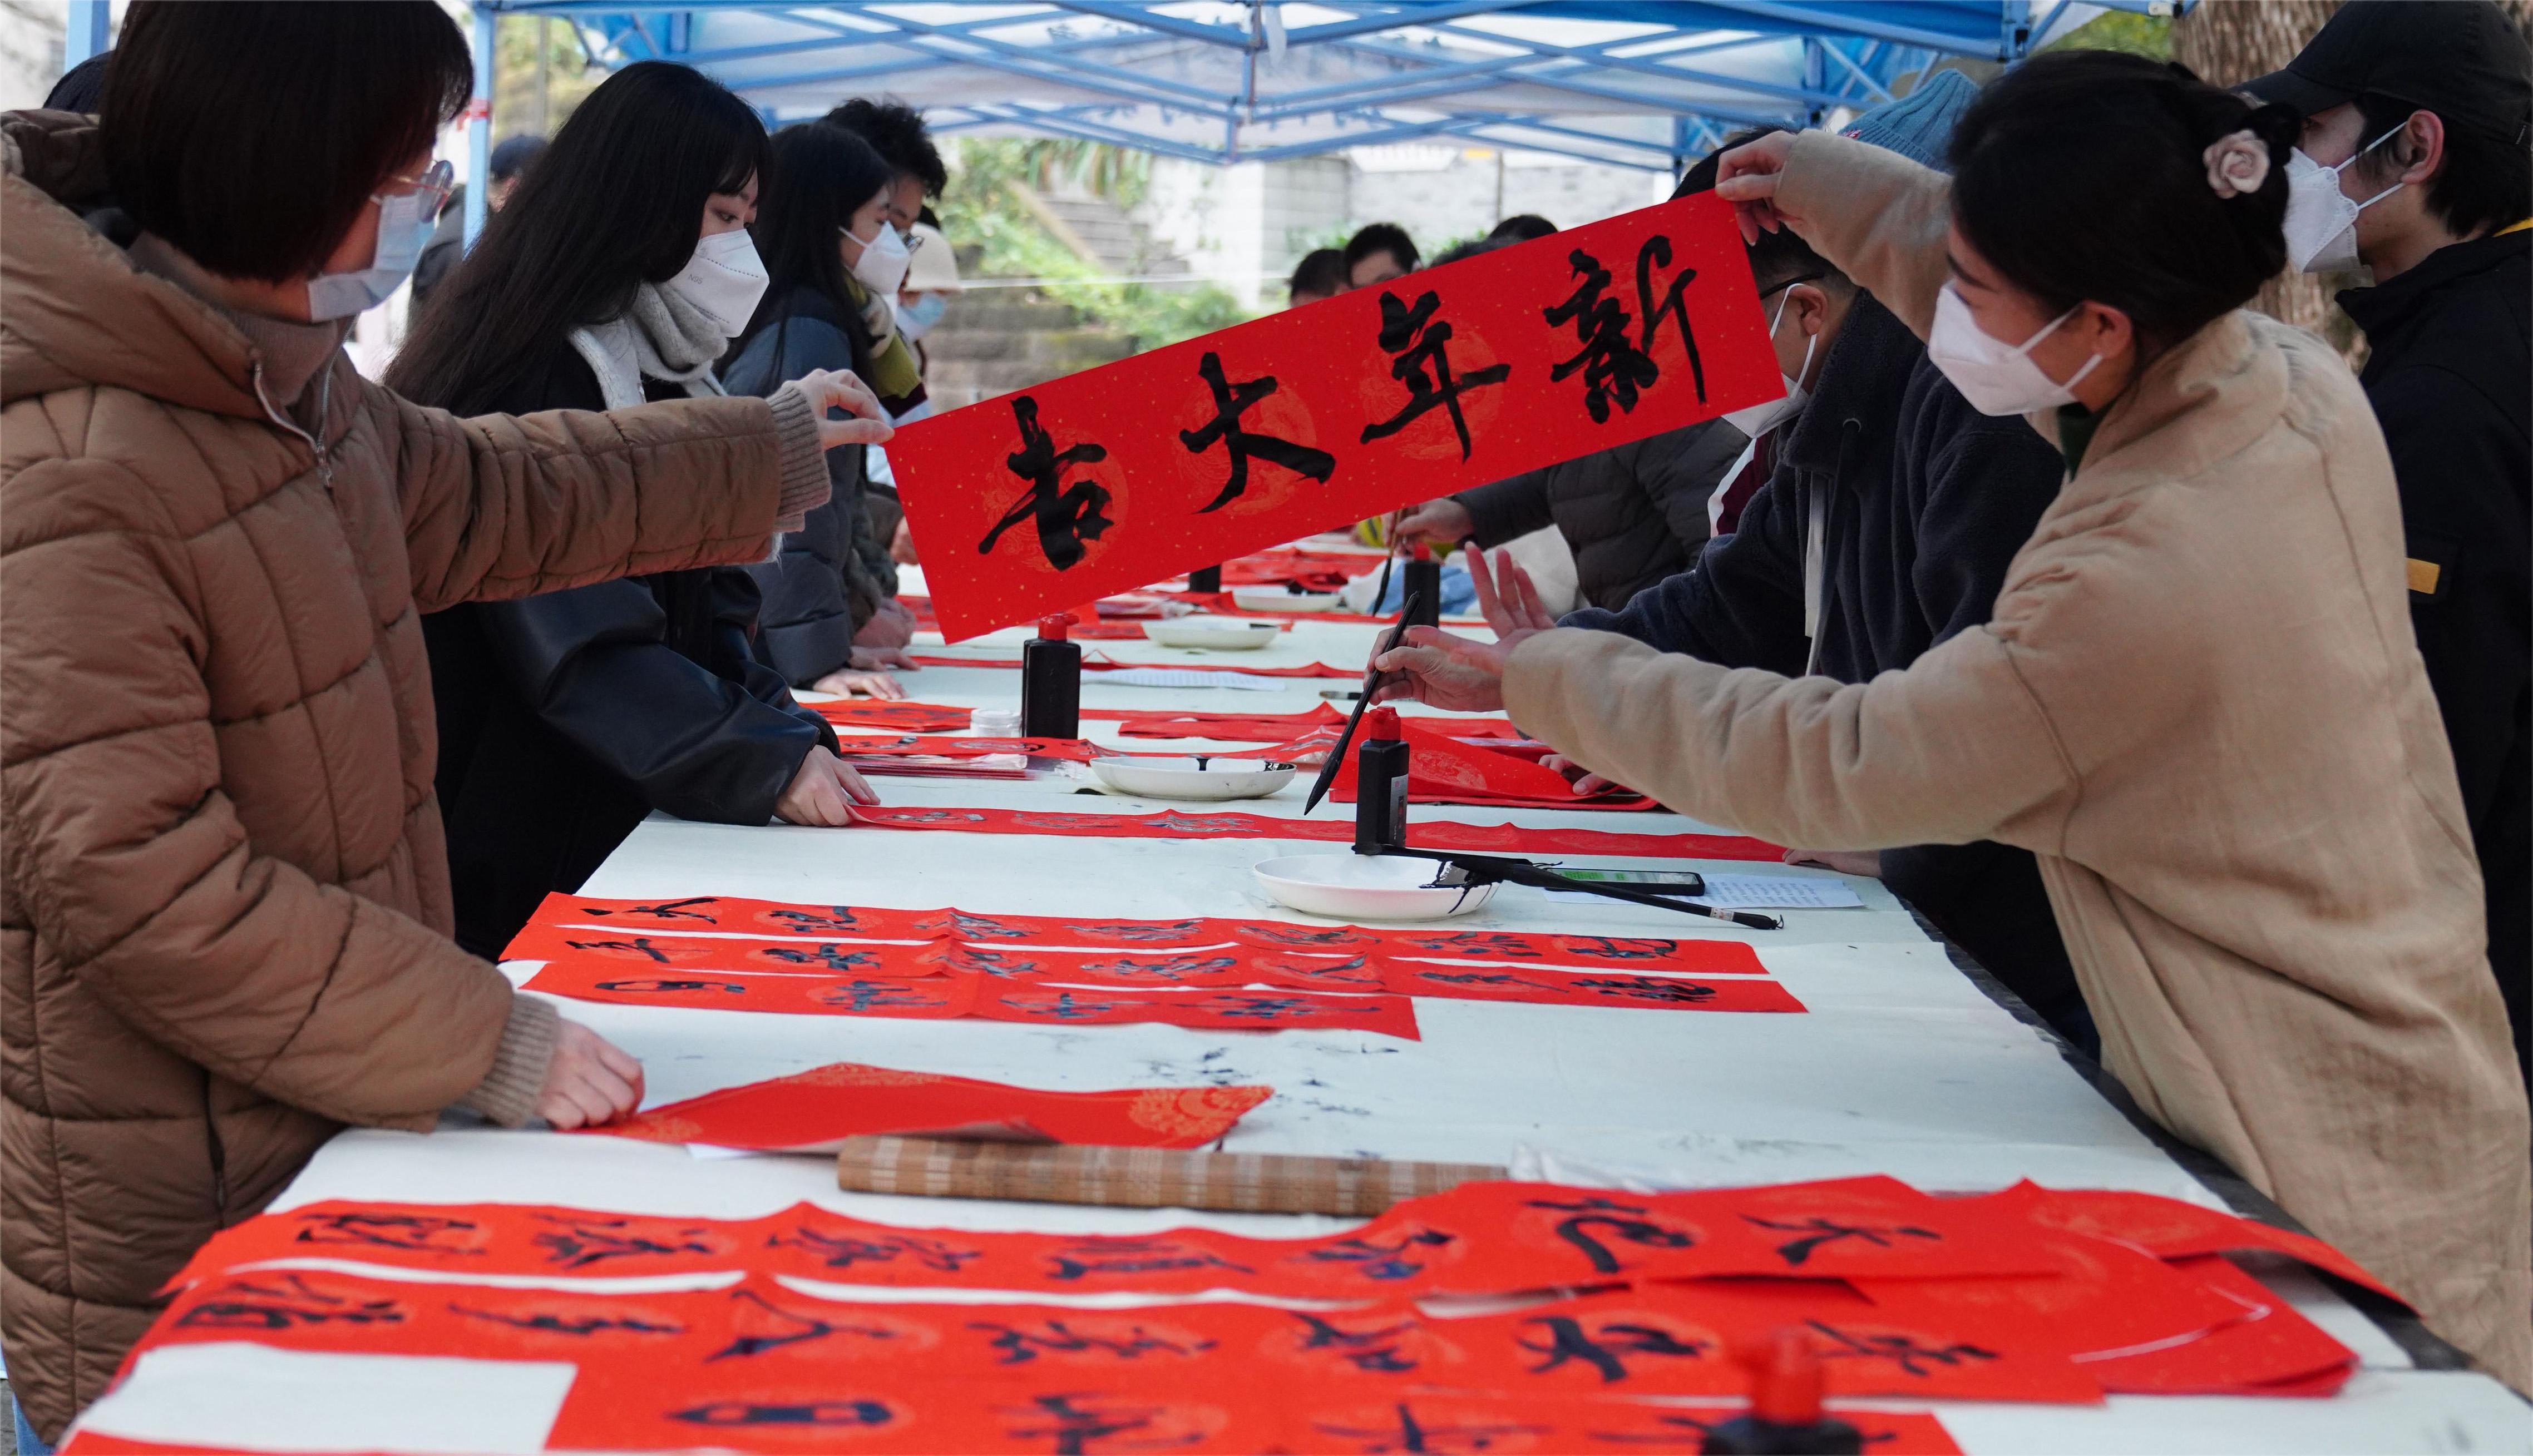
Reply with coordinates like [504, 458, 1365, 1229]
[67, 582, 2531, 1453]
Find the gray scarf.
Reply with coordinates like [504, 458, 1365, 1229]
[568, 280, 730, 409]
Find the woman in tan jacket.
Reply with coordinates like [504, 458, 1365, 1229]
[1379, 52, 2531, 1386]
[0, 5, 890, 1443]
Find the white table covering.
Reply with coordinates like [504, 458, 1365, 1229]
[72, 585, 2530, 1453]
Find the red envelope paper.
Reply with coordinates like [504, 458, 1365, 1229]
[1380, 960, 1805, 1013]
[1334, 715, 1656, 810]
[587, 1062, 1272, 1152]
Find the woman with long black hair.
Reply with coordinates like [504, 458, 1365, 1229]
[722, 120, 926, 697]
[389, 61, 880, 959]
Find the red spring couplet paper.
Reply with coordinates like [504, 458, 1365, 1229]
[892, 196, 1777, 641]
[519, 958, 1423, 1039]
[838, 803, 1788, 860]
[1967, 1181, 2403, 1304]
[169, 1178, 2076, 1303]
[590, 1062, 1271, 1152]
[808, 700, 975, 733]
[114, 1269, 1979, 1450]
[1334, 715, 1655, 810]
[510, 892, 1775, 977]
[1379, 961, 1804, 1013]
[906, 652, 1362, 679]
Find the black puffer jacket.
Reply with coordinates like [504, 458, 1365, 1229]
[723, 284, 897, 686]
[1568, 295, 2093, 1053]
[2337, 230, 2529, 1078]
[1452, 418, 1745, 611]
[424, 336, 838, 956]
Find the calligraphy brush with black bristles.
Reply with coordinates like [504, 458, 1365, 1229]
[1303, 590, 1423, 815]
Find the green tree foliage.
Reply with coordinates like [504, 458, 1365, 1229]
[2040, 9, 2174, 60]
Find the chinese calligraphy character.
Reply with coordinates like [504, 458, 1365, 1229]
[756, 943, 881, 973]
[561, 934, 677, 962]
[812, 979, 949, 1013]
[1403, 932, 1543, 960]
[980, 395, 1113, 571]
[1311, 1401, 1551, 1454]
[707, 1287, 900, 1361]
[447, 1303, 683, 1338]
[583, 895, 721, 924]
[770, 1225, 980, 1275]
[1636, 235, 1705, 401]
[1525, 1196, 1698, 1275]
[969, 1317, 1214, 1365]
[292, 1210, 482, 1255]
[1001, 1394, 1189, 1456]
[593, 978, 746, 996]
[762, 905, 866, 934]
[669, 1400, 894, 1430]
[531, 1215, 722, 1270]
[1805, 1319, 1998, 1378]
[1553, 935, 1678, 962]
[1179, 350, 1336, 512]
[1301, 1228, 1459, 1281]
[176, 1274, 405, 1331]
[1543, 248, 1659, 422]
[1570, 975, 1719, 1006]
[1290, 1310, 1424, 1374]
[1518, 1315, 1711, 1383]
[1359, 290, 1510, 461]
[1743, 1215, 1942, 1267]
[1044, 1236, 1256, 1281]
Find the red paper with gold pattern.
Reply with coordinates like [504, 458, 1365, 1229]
[587, 1062, 1271, 1152]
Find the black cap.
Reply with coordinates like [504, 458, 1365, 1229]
[489, 134, 549, 183]
[2243, 0, 2532, 145]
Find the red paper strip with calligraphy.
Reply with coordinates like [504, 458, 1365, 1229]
[838, 803, 1786, 859]
[892, 195, 1776, 640]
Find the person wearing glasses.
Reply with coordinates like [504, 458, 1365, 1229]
[722, 121, 929, 701]
[0, 7, 892, 1449]
[389, 64, 886, 963]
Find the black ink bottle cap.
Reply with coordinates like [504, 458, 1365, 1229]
[1035, 613, 1072, 641]
[1365, 706, 1402, 740]
[1700, 1329, 1863, 1455]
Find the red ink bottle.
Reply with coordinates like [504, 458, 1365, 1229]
[1020, 613, 1080, 739]
[1402, 541, 1441, 628]
[1354, 706, 1409, 854]
[1700, 1328, 1863, 1455]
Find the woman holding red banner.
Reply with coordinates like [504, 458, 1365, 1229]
[1373, 51, 2531, 1388]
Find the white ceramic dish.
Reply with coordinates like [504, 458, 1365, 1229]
[1142, 617, 1283, 651]
[1089, 756, 1296, 801]
[1252, 853, 1499, 921]
[1232, 587, 1346, 613]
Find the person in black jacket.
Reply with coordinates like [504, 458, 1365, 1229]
[412, 135, 544, 310]
[723, 121, 923, 698]
[2246, 0, 2532, 1079]
[387, 63, 874, 957]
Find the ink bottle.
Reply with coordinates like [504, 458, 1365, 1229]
[1402, 542, 1441, 628]
[1187, 564, 1223, 595]
[1354, 706, 1409, 854]
[1700, 1328, 1863, 1455]
[1020, 613, 1080, 739]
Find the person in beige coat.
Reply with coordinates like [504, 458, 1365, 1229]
[1377, 52, 2531, 1388]
[0, 6, 892, 1443]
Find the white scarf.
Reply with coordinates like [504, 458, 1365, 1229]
[567, 280, 730, 410]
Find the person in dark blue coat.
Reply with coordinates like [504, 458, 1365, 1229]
[722, 121, 925, 698]
[387, 63, 873, 957]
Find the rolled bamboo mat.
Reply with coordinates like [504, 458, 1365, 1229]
[836, 1136, 1506, 1216]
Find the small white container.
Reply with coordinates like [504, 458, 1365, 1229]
[1252, 853, 1498, 921]
[969, 707, 1021, 736]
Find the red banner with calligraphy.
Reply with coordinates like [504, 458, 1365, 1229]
[891, 195, 1777, 640]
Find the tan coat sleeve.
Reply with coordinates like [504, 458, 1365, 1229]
[1502, 625, 2077, 853]
[379, 379, 824, 613]
[1774, 130, 1955, 340]
[0, 457, 514, 1128]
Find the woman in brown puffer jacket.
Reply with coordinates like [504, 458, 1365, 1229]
[0, 6, 888, 1443]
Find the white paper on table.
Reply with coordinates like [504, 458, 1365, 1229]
[1541, 871, 1863, 909]
[1092, 668, 1291, 691]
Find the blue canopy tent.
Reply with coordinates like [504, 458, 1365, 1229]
[452, 1, 2179, 244]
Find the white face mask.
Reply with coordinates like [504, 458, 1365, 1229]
[2283, 127, 2404, 274]
[665, 227, 769, 338]
[894, 291, 950, 341]
[1720, 287, 1818, 439]
[305, 177, 442, 321]
[847, 220, 912, 296]
[1925, 283, 2101, 417]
